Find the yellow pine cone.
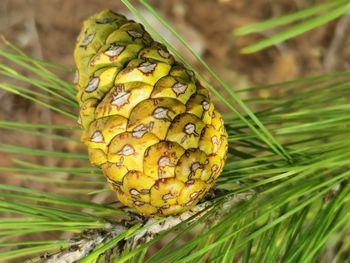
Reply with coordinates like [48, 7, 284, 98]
[74, 10, 228, 217]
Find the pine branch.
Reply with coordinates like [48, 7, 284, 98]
[44, 226, 125, 263]
[36, 191, 254, 262]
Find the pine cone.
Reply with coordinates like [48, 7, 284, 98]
[74, 10, 228, 217]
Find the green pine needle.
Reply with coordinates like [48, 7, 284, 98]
[235, 0, 350, 53]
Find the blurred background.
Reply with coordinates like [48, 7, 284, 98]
[2, 0, 350, 83]
[1, 0, 350, 198]
[1, 0, 350, 194]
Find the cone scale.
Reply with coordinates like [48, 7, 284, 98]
[74, 10, 228, 217]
